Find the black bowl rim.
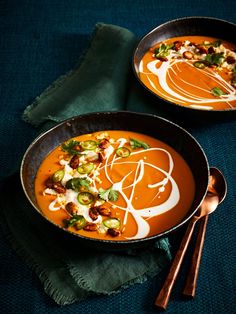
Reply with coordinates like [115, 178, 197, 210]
[20, 111, 209, 246]
[133, 16, 236, 113]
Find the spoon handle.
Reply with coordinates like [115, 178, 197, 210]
[182, 215, 209, 298]
[154, 218, 197, 310]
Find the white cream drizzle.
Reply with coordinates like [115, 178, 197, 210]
[97, 146, 179, 239]
[140, 52, 236, 109]
[46, 139, 180, 240]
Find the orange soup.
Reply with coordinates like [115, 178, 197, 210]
[35, 130, 195, 241]
[139, 36, 236, 110]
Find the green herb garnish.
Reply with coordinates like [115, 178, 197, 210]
[211, 87, 227, 97]
[99, 187, 119, 202]
[212, 40, 222, 47]
[130, 138, 149, 150]
[203, 40, 222, 47]
[66, 178, 91, 191]
[61, 140, 81, 155]
[193, 61, 207, 69]
[64, 214, 86, 229]
[154, 43, 174, 59]
[204, 53, 225, 66]
[116, 147, 131, 158]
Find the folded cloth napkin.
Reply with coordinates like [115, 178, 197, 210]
[0, 23, 171, 306]
[23, 23, 140, 128]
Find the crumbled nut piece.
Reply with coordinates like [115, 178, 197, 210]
[196, 45, 208, 54]
[107, 228, 121, 237]
[45, 178, 66, 193]
[157, 56, 168, 62]
[183, 51, 193, 59]
[83, 223, 97, 231]
[97, 206, 111, 217]
[96, 132, 109, 140]
[173, 41, 182, 51]
[95, 177, 102, 184]
[89, 207, 99, 220]
[65, 202, 78, 215]
[208, 46, 215, 54]
[73, 144, 82, 152]
[99, 138, 110, 149]
[52, 182, 66, 194]
[69, 155, 80, 169]
[226, 56, 236, 64]
[98, 151, 106, 162]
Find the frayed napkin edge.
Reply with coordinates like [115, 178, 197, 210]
[1, 221, 171, 306]
[0, 209, 79, 305]
[68, 241, 171, 296]
[0, 202, 172, 306]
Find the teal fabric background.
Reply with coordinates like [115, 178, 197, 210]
[0, 1, 235, 313]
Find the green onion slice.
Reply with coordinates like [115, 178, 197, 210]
[75, 216, 86, 230]
[211, 87, 227, 97]
[64, 214, 85, 228]
[77, 163, 94, 174]
[103, 218, 120, 229]
[193, 61, 206, 69]
[116, 147, 131, 158]
[80, 140, 97, 150]
[52, 169, 65, 182]
[77, 192, 94, 205]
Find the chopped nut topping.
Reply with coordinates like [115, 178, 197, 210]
[83, 223, 97, 231]
[183, 51, 193, 60]
[69, 155, 80, 169]
[173, 41, 182, 51]
[65, 202, 78, 215]
[89, 207, 99, 220]
[107, 228, 121, 237]
[99, 138, 110, 149]
[97, 206, 111, 216]
[226, 56, 236, 64]
[45, 178, 66, 194]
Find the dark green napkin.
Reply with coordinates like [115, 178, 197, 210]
[23, 23, 136, 127]
[1, 23, 171, 305]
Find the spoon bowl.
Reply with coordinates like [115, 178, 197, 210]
[194, 167, 227, 219]
[208, 167, 227, 202]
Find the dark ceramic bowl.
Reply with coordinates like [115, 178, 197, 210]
[20, 111, 209, 251]
[133, 17, 236, 113]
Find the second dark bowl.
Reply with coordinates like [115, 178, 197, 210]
[133, 16, 236, 113]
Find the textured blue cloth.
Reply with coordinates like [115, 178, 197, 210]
[0, 0, 236, 313]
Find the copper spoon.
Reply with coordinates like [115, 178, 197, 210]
[154, 167, 227, 310]
[182, 167, 227, 298]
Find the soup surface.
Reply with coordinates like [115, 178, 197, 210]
[35, 130, 195, 240]
[139, 36, 236, 110]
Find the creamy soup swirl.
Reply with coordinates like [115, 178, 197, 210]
[35, 131, 195, 240]
[139, 36, 236, 110]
